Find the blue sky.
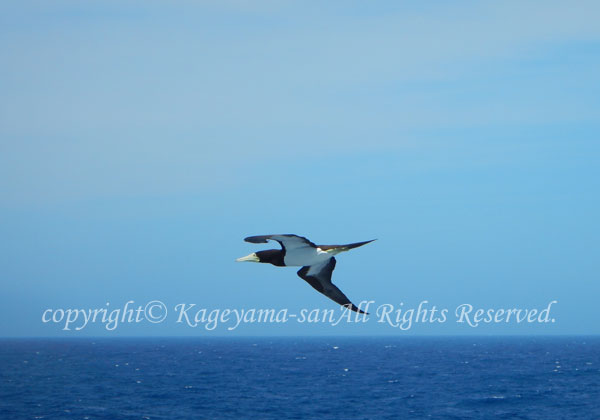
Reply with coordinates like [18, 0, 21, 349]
[1, 1, 599, 336]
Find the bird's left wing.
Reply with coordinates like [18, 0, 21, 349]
[244, 234, 316, 252]
[297, 258, 367, 314]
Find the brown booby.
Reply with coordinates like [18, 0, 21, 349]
[236, 234, 375, 314]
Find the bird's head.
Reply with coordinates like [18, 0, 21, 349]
[236, 249, 285, 267]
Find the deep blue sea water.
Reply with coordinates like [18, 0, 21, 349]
[1, 337, 599, 419]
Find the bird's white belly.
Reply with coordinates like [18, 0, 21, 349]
[284, 247, 331, 267]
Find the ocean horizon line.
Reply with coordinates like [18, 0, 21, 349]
[1, 333, 599, 340]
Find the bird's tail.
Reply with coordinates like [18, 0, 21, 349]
[320, 239, 376, 254]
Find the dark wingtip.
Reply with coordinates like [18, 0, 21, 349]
[244, 236, 269, 244]
[343, 239, 377, 250]
[345, 304, 369, 315]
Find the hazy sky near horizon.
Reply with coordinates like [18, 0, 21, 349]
[1, 1, 599, 336]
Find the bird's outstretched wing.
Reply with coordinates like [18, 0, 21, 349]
[297, 258, 367, 314]
[244, 234, 316, 252]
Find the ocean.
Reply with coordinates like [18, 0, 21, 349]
[1, 337, 599, 419]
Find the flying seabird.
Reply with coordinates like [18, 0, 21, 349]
[236, 234, 375, 314]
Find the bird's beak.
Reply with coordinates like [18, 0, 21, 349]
[236, 252, 259, 262]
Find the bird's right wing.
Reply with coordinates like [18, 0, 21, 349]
[297, 258, 367, 314]
[244, 234, 316, 252]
